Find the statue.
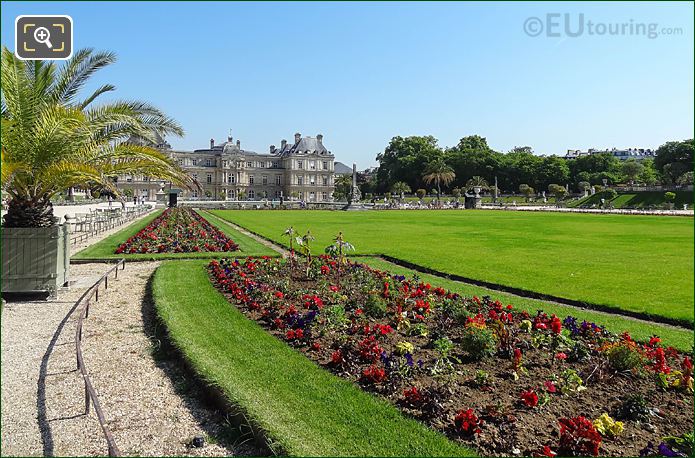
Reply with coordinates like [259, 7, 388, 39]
[349, 163, 361, 204]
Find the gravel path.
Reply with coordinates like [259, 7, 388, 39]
[2, 212, 264, 456]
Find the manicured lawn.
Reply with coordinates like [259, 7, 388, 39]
[72, 209, 277, 260]
[210, 209, 694, 323]
[354, 257, 694, 352]
[568, 191, 693, 209]
[153, 260, 473, 457]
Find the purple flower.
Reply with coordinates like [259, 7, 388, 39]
[405, 353, 414, 367]
[657, 443, 682, 457]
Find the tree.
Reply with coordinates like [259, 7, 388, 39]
[390, 181, 411, 200]
[333, 174, 352, 201]
[548, 184, 567, 203]
[676, 171, 693, 186]
[375, 136, 442, 192]
[655, 139, 694, 183]
[638, 159, 659, 185]
[416, 188, 427, 201]
[577, 181, 591, 196]
[519, 184, 534, 202]
[621, 160, 644, 185]
[1, 47, 191, 227]
[422, 157, 456, 202]
[451, 187, 462, 201]
[446, 136, 499, 190]
[465, 176, 489, 191]
[664, 191, 676, 209]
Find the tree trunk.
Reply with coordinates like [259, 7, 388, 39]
[3, 197, 56, 228]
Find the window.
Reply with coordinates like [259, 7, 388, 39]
[192, 159, 198, 166]
[249, 175, 254, 185]
[272, 161, 279, 168]
[206, 173, 212, 184]
[275, 175, 281, 185]
[126, 176, 132, 182]
[178, 159, 183, 165]
[222, 161, 227, 168]
[297, 160, 304, 170]
[310, 161, 316, 170]
[322, 176, 328, 186]
[274, 190, 281, 198]
[260, 161, 265, 168]
[310, 175, 316, 186]
[247, 161, 253, 168]
[191, 190, 198, 198]
[309, 192, 315, 201]
[262, 175, 268, 185]
[322, 192, 328, 201]
[228, 174, 235, 184]
[323, 161, 328, 170]
[248, 190, 255, 199]
[206, 158, 212, 167]
[297, 176, 303, 185]
[192, 173, 198, 181]
[299, 191, 304, 200]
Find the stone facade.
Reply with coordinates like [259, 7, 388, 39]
[117, 133, 336, 202]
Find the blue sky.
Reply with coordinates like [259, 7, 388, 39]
[2, 1, 693, 168]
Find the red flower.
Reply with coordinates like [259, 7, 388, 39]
[521, 390, 539, 407]
[550, 316, 562, 334]
[320, 265, 330, 275]
[274, 291, 284, 299]
[285, 329, 295, 340]
[558, 416, 602, 457]
[402, 386, 424, 406]
[648, 336, 661, 347]
[331, 349, 344, 366]
[532, 445, 557, 457]
[355, 308, 363, 315]
[555, 352, 568, 360]
[454, 409, 483, 436]
[544, 381, 557, 393]
[329, 285, 339, 292]
[311, 342, 321, 351]
[361, 365, 386, 383]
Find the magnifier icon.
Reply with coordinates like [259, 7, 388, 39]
[33, 27, 53, 49]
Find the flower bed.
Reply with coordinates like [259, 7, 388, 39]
[207, 256, 693, 457]
[115, 208, 239, 254]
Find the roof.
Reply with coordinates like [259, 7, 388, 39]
[274, 135, 333, 157]
[334, 162, 353, 175]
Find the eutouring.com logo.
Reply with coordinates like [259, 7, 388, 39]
[523, 13, 683, 39]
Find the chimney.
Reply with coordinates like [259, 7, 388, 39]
[294, 132, 301, 144]
[317, 134, 323, 144]
[281, 139, 287, 149]
[270, 145, 276, 153]
[236, 140, 241, 147]
[210, 138, 214, 149]
[227, 135, 233, 143]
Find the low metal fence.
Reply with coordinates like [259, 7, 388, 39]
[73, 259, 126, 456]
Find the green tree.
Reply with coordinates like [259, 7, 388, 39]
[621, 160, 644, 185]
[664, 191, 676, 209]
[465, 176, 489, 191]
[451, 187, 462, 201]
[416, 188, 427, 201]
[390, 181, 411, 200]
[638, 159, 659, 185]
[518, 184, 534, 202]
[577, 181, 591, 195]
[422, 157, 456, 202]
[333, 174, 352, 200]
[1, 47, 190, 227]
[548, 184, 567, 203]
[375, 135, 441, 192]
[655, 139, 694, 183]
[446, 136, 500, 189]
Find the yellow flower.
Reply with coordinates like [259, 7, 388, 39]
[396, 341, 415, 355]
[593, 413, 624, 437]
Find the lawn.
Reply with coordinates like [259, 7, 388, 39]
[210, 209, 694, 324]
[72, 209, 277, 260]
[567, 191, 693, 209]
[153, 260, 473, 457]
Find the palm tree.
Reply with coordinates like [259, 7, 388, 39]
[390, 181, 411, 200]
[1, 47, 192, 227]
[422, 158, 455, 203]
[466, 176, 489, 192]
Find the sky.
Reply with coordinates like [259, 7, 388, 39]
[1, 1, 693, 168]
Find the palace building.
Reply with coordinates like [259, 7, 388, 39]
[118, 132, 337, 202]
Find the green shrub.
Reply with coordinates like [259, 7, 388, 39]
[460, 325, 498, 360]
[324, 305, 349, 330]
[602, 188, 618, 200]
[606, 343, 644, 371]
[363, 293, 387, 318]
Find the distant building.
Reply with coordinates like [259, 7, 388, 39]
[563, 147, 656, 161]
[117, 132, 337, 202]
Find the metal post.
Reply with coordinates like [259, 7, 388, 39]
[85, 382, 91, 414]
[95, 287, 99, 302]
[105, 276, 108, 290]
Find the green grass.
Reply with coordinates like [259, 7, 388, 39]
[354, 257, 693, 352]
[568, 191, 693, 209]
[153, 260, 473, 457]
[72, 209, 277, 260]
[210, 209, 694, 323]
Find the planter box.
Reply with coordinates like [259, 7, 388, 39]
[2, 224, 70, 297]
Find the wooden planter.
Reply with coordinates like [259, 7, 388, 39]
[1, 224, 70, 297]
